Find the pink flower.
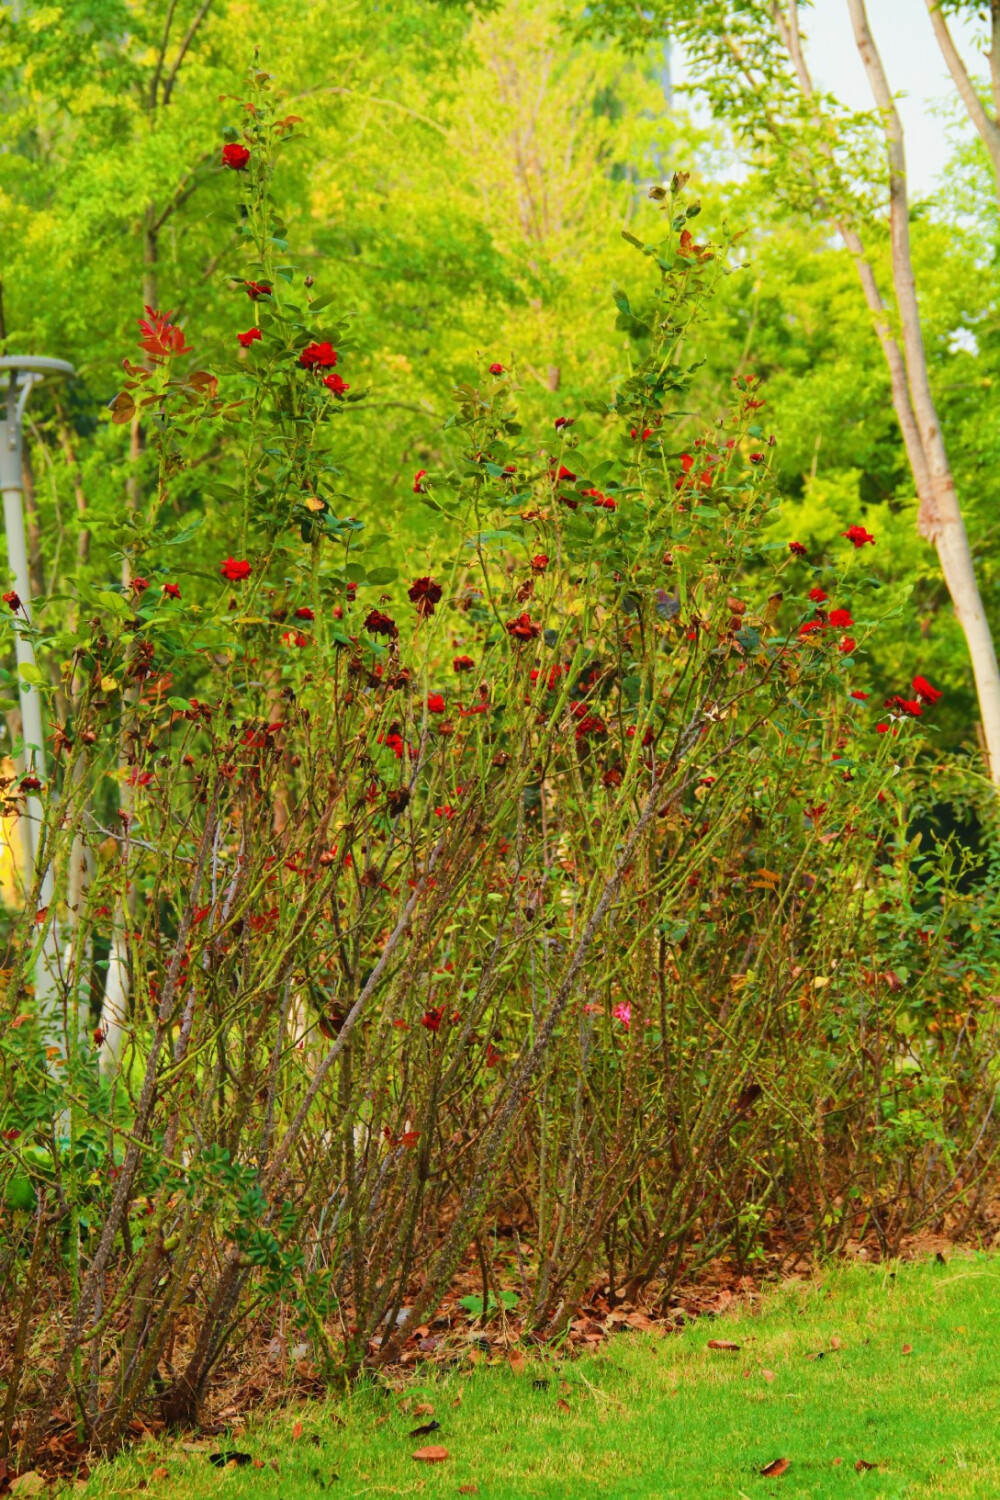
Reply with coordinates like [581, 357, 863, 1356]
[612, 1002, 631, 1031]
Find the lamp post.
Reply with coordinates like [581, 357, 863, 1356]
[0, 356, 75, 1014]
[1, 357, 74, 880]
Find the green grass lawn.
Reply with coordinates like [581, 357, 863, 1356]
[80, 1254, 1000, 1499]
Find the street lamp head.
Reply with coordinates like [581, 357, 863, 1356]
[0, 355, 75, 380]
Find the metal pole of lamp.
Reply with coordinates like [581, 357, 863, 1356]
[0, 356, 75, 1027]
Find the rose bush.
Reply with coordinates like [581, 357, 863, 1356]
[2, 73, 999, 1468]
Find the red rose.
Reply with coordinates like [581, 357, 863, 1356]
[413, 469, 428, 494]
[556, 465, 576, 483]
[531, 554, 549, 573]
[506, 611, 541, 641]
[221, 557, 251, 582]
[3, 591, 21, 612]
[788, 541, 807, 556]
[851, 690, 868, 700]
[808, 587, 827, 603]
[365, 609, 397, 639]
[842, 524, 875, 548]
[408, 576, 442, 618]
[222, 143, 250, 171]
[299, 341, 338, 370]
[130, 577, 149, 595]
[427, 693, 447, 714]
[238, 327, 262, 349]
[886, 694, 923, 718]
[323, 373, 350, 395]
[162, 583, 181, 599]
[294, 606, 315, 621]
[489, 362, 505, 375]
[912, 675, 942, 705]
[453, 655, 475, 672]
[828, 608, 853, 629]
[554, 416, 574, 430]
[421, 1006, 444, 1031]
[244, 281, 272, 300]
[839, 637, 856, 654]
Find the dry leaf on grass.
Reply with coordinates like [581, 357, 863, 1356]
[707, 1339, 741, 1351]
[412, 1446, 449, 1463]
[762, 1369, 776, 1382]
[556, 1398, 571, 1413]
[412, 1403, 434, 1417]
[151, 1468, 168, 1481]
[292, 1421, 303, 1440]
[459, 1487, 479, 1495]
[9, 1474, 46, 1496]
[855, 1459, 876, 1472]
[901, 1344, 913, 1355]
[760, 1457, 790, 1477]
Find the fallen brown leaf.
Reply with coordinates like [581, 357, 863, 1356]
[508, 1351, 526, 1376]
[292, 1421, 303, 1440]
[459, 1487, 479, 1495]
[556, 1398, 571, 1413]
[707, 1339, 741, 1351]
[760, 1458, 790, 1477]
[855, 1459, 876, 1472]
[412, 1404, 434, 1418]
[901, 1344, 913, 1355]
[9, 1474, 46, 1497]
[412, 1446, 448, 1463]
[762, 1369, 775, 1382]
[151, 1468, 168, 1481]
[833, 1458, 842, 1466]
[830, 1336, 842, 1350]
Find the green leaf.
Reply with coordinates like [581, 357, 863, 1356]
[167, 696, 192, 712]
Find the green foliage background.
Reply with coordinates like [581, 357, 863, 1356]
[2, 0, 1000, 757]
